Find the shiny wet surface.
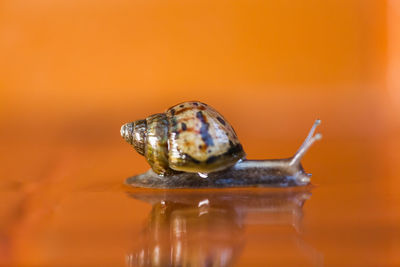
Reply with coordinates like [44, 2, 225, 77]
[1, 135, 399, 266]
[125, 188, 314, 266]
[1, 0, 400, 266]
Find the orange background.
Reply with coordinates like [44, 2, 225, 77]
[1, 0, 400, 266]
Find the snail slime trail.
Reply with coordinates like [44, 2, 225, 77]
[121, 101, 322, 188]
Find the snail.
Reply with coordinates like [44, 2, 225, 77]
[121, 101, 322, 188]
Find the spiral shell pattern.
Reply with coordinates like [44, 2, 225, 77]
[121, 101, 246, 175]
[165, 101, 245, 173]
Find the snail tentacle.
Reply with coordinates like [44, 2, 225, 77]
[289, 119, 322, 167]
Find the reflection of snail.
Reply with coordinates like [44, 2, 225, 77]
[121, 101, 322, 188]
[125, 189, 315, 267]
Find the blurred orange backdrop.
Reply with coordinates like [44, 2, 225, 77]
[1, 0, 400, 266]
[0, 0, 396, 134]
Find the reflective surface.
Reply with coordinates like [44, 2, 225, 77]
[125, 189, 319, 266]
[1, 0, 400, 266]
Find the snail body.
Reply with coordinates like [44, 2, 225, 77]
[121, 101, 322, 188]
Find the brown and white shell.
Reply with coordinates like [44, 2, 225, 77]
[121, 101, 246, 175]
[166, 101, 245, 173]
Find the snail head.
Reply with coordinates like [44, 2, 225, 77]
[120, 120, 147, 155]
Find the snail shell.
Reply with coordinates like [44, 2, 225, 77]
[121, 101, 246, 176]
